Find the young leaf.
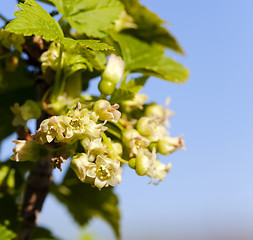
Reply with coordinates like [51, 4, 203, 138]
[111, 32, 189, 83]
[51, 169, 121, 239]
[50, 0, 124, 38]
[120, 75, 148, 93]
[120, 0, 183, 53]
[5, 0, 64, 41]
[61, 38, 114, 51]
[110, 76, 148, 104]
[0, 224, 16, 240]
[110, 88, 135, 104]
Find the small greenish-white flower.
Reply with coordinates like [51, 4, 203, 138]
[10, 140, 40, 162]
[136, 117, 159, 137]
[134, 148, 171, 183]
[115, 10, 137, 32]
[153, 161, 171, 182]
[157, 135, 185, 155]
[145, 98, 173, 126]
[122, 94, 148, 112]
[84, 121, 106, 139]
[91, 155, 122, 189]
[71, 154, 122, 189]
[145, 103, 173, 120]
[102, 54, 125, 84]
[122, 129, 150, 156]
[70, 153, 95, 182]
[36, 116, 69, 144]
[81, 138, 107, 162]
[93, 99, 121, 123]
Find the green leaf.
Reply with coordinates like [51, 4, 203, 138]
[0, 161, 32, 231]
[5, 0, 63, 41]
[0, 224, 16, 240]
[51, 169, 120, 239]
[50, 0, 124, 38]
[110, 88, 135, 104]
[61, 38, 113, 51]
[111, 32, 189, 83]
[120, 0, 183, 53]
[120, 75, 148, 93]
[32, 226, 61, 240]
[110, 76, 148, 104]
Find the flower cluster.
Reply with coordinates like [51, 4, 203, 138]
[10, 95, 185, 188]
[121, 94, 185, 183]
[11, 100, 124, 189]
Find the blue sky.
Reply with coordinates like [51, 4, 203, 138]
[1, 0, 253, 239]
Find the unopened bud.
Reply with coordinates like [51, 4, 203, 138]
[10, 140, 40, 162]
[102, 54, 125, 84]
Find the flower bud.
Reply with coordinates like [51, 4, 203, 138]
[157, 136, 185, 155]
[136, 117, 154, 136]
[135, 155, 150, 176]
[128, 158, 136, 169]
[98, 79, 116, 95]
[10, 140, 40, 162]
[122, 94, 148, 112]
[145, 103, 173, 121]
[122, 129, 140, 148]
[102, 54, 125, 84]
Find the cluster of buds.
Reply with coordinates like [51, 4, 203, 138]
[120, 94, 185, 183]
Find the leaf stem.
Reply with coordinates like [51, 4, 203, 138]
[51, 43, 64, 101]
[105, 127, 121, 139]
[101, 132, 128, 164]
[0, 14, 8, 23]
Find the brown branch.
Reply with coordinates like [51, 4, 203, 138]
[17, 70, 52, 240]
[17, 154, 53, 240]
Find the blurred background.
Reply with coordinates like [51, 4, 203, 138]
[1, 0, 253, 239]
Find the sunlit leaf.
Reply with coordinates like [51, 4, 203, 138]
[120, 0, 183, 53]
[111, 32, 189, 83]
[5, 0, 64, 41]
[0, 224, 16, 240]
[50, 0, 124, 38]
